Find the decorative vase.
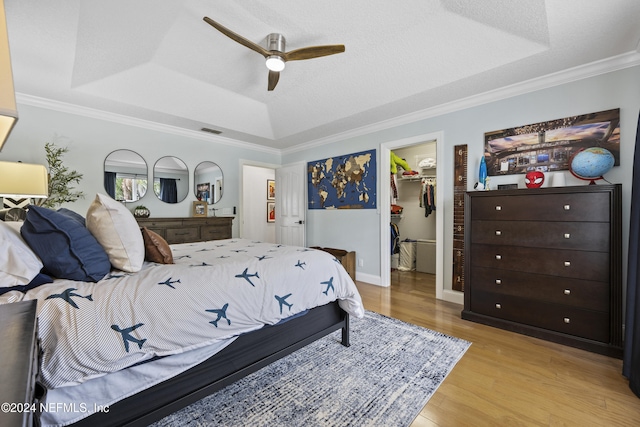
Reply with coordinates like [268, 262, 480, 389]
[134, 207, 150, 218]
[478, 156, 487, 190]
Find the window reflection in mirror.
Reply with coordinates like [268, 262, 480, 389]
[104, 150, 148, 202]
[153, 156, 189, 203]
[194, 161, 223, 204]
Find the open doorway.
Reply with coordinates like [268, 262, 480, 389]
[379, 131, 445, 301]
[241, 164, 276, 243]
[390, 142, 437, 294]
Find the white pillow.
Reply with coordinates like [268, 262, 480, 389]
[86, 193, 144, 273]
[0, 220, 44, 287]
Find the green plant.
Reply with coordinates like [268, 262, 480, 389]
[35, 140, 85, 208]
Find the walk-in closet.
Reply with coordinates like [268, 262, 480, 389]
[390, 141, 437, 292]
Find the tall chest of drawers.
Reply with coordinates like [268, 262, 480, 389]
[462, 184, 623, 357]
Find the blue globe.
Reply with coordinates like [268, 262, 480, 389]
[570, 147, 615, 182]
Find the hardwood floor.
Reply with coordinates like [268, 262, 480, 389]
[356, 271, 640, 426]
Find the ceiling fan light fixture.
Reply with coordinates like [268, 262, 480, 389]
[265, 55, 285, 72]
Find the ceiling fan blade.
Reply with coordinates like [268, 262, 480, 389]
[268, 70, 280, 91]
[284, 45, 345, 61]
[203, 17, 270, 58]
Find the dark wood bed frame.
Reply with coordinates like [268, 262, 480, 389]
[42, 301, 350, 426]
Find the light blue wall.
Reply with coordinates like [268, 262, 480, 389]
[0, 103, 281, 237]
[2, 66, 638, 292]
[283, 66, 640, 293]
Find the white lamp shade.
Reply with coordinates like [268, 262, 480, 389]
[0, 0, 18, 151]
[0, 161, 49, 199]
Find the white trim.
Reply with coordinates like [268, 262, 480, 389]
[356, 272, 380, 286]
[283, 51, 640, 155]
[15, 52, 640, 157]
[379, 131, 453, 304]
[15, 93, 280, 155]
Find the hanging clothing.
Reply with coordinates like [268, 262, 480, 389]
[420, 178, 436, 217]
[390, 173, 398, 204]
[390, 222, 400, 255]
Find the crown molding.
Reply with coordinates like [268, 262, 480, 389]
[14, 50, 640, 158]
[283, 50, 640, 155]
[14, 93, 280, 155]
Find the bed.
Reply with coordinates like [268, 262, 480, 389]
[0, 196, 364, 427]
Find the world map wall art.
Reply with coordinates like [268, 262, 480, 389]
[307, 149, 377, 209]
[484, 108, 620, 176]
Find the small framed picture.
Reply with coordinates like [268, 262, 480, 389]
[267, 202, 275, 223]
[196, 182, 210, 202]
[267, 179, 275, 200]
[193, 200, 207, 217]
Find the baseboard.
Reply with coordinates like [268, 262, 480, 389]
[355, 272, 383, 286]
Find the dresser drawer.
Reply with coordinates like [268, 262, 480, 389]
[470, 266, 610, 311]
[471, 220, 609, 251]
[141, 219, 184, 228]
[471, 192, 610, 222]
[201, 225, 231, 241]
[471, 291, 610, 342]
[470, 244, 609, 281]
[166, 227, 199, 243]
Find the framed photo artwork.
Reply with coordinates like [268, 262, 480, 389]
[193, 200, 207, 217]
[267, 179, 275, 200]
[267, 202, 275, 223]
[196, 182, 210, 202]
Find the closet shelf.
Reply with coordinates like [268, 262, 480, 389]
[399, 175, 436, 182]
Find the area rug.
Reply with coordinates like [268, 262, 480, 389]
[152, 311, 471, 427]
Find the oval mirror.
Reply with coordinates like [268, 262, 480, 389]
[153, 156, 189, 203]
[104, 149, 148, 202]
[194, 161, 224, 204]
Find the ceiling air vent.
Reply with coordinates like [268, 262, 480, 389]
[200, 127, 222, 135]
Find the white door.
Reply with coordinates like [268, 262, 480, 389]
[275, 162, 306, 246]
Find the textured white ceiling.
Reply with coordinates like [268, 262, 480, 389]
[5, 0, 640, 150]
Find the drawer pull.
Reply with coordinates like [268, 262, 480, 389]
[564, 289, 571, 295]
[564, 233, 571, 239]
[564, 317, 571, 324]
[495, 303, 502, 309]
[564, 261, 571, 267]
[495, 206, 502, 211]
[495, 255, 502, 260]
[495, 230, 502, 236]
[564, 204, 571, 210]
[495, 279, 502, 285]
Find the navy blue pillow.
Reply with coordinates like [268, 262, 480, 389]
[57, 208, 86, 226]
[21, 206, 111, 282]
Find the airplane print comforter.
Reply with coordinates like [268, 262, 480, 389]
[0, 239, 364, 389]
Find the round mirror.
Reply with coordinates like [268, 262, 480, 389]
[104, 149, 148, 202]
[194, 161, 224, 204]
[153, 156, 189, 203]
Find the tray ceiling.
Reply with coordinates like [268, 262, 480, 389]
[5, 0, 640, 150]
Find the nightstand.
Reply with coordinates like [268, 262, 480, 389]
[0, 300, 38, 427]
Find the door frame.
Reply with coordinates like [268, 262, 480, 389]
[379, 131, 446, 301]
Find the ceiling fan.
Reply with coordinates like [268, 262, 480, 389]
[203, 17, 345, 91]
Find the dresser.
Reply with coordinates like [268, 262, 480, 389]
[462, 184, 623, 357]
[0, 300, 39, 427]
[136, 217, 233, 244]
